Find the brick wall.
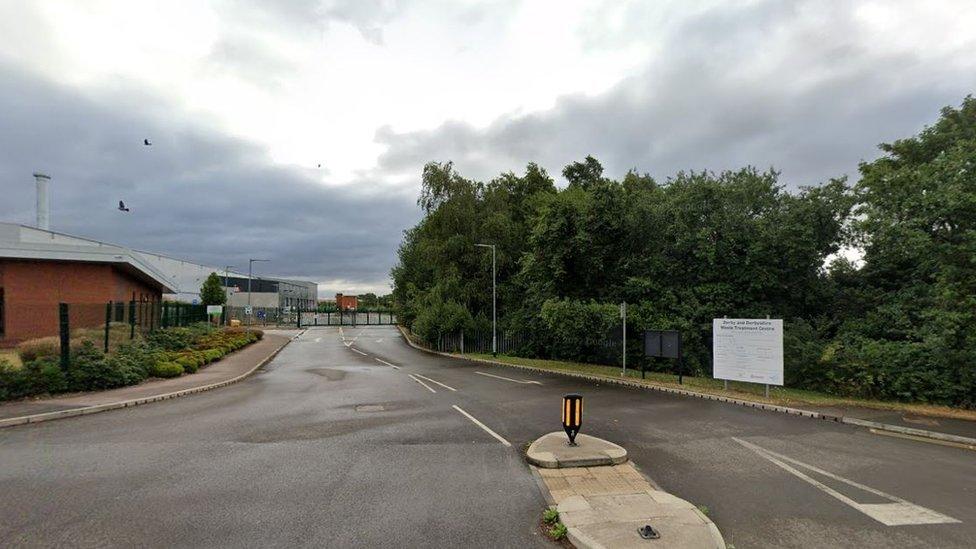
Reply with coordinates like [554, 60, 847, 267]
[0, 259, 161, 346]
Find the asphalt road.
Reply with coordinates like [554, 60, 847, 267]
[2, 325, 974, 548]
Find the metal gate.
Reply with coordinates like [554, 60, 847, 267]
[301, 310, 397, 327]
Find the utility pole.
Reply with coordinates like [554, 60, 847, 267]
[476, 243, 497, 356]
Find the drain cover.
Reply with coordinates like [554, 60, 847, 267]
[638, 524, 660, 540]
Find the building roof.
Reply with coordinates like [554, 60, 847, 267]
[0, 222, 176, 293]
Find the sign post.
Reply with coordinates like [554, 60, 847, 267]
[620, 302, 627, 377]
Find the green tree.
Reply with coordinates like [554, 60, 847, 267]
[200, 272, 226, 306]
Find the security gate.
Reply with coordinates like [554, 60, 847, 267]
[300, 310, 397, 327]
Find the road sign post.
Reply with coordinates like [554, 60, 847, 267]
[620, 302, 627, 378]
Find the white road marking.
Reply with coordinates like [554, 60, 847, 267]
[413, 373, 457, 392]
[408, 374, 436, 393]
[452, 405, 511, 447]
[314, 337, 322, 343]
[374, 358, 400, 370]
[732, 437, 960, 526]
[474, 371, 541, 385]
[350, 347, 367, 356]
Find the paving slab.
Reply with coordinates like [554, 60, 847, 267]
[527, 431, 628, 468]
[531, 433, 725, 549]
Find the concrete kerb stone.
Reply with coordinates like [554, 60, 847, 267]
[527, 432, 628, 468]
[0, 336, 292, 429]
[397, 326, 976, 450]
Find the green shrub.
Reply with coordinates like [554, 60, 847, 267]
[0, 359, 27, 400]
[151, 361, 184, 378]
[68, 340, 127, 391]
[175, 356, 199, 374]
[146, 328, 195, 351]
[204, 349, 223, 362]
[23, 358, 68, 394]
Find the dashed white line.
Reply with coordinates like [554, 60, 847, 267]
[413, 373, 457, 392]
[732, 437, 960, 526]
[408, 374, 437, 393]
[350, 348, 367, 356]
[452, 405, 511, 447]
[474, 371, 541, 385]
[374, 357, 400, 370]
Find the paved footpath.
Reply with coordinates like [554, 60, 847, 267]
[0, 332, 292, 424]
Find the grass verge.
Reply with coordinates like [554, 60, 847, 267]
[468, 353, 976, 422]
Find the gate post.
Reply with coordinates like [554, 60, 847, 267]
[104, 301, 112, 352]
[129, 300, 136, 339]
[59, 303, 70, 371]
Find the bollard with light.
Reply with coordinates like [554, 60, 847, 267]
[562, 393, 583, 446]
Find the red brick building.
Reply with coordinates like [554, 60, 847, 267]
[335, 293, 358, 311]
[0, 223, 172, 346]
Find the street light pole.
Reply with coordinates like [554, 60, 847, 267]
[223, 265, 235, 327]
[248, 259, 269, 327]
[476, 243, 496, 356]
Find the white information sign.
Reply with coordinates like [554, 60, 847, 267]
[206, 305, 223, 315]
[713, 318, 784, 385]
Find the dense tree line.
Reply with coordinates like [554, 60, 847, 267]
[392, 97, 976, 407]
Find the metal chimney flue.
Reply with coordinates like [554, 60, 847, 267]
[33, 172, 51, 230]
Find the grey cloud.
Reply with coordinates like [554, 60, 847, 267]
[0, 62, 419, 294]
[375, 0, 975, 188]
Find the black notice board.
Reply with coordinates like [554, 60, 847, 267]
[644, 330, 681, 359]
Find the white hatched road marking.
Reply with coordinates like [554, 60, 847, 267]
[474, 371, 541, 385]
[408, 374, 436, 393]
[314, 337, 322, 343]
[452, 405, 511, 447]
[412, 373, 457, 392]
[732, 437, 960, 526]
[374, 358, 400, 370]
[350, 348, 367, 356]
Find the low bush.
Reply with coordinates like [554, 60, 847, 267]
[67, 340, 128, 391]
[17, 337, 60, 362]
[23, 358, 68, 394]
[151, 361, 184, 378]
[0, 325, 259, 401]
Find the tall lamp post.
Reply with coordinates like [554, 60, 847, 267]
[248, 258, 270, 327]
[223, 265, 235, 327]
[475, 243, 496, 356]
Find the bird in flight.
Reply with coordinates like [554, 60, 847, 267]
[144, 138, 152, 146]
[118, 200, 130, 212]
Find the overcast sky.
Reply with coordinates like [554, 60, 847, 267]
[1, 1, 973, 297]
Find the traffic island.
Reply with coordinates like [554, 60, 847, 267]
[528, 432, 725, 549]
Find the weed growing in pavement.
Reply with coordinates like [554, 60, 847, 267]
[547, 522, 568, 540]
[542, 508, 559, 525]
[697, 505, 710, 516]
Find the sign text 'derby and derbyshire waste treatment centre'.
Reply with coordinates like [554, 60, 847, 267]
[712, 318, 783, 385]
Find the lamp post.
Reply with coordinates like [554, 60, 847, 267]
[248, 259, 269, 327]
[222, 265, 235, 327]
[476, 243, 496, 356]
